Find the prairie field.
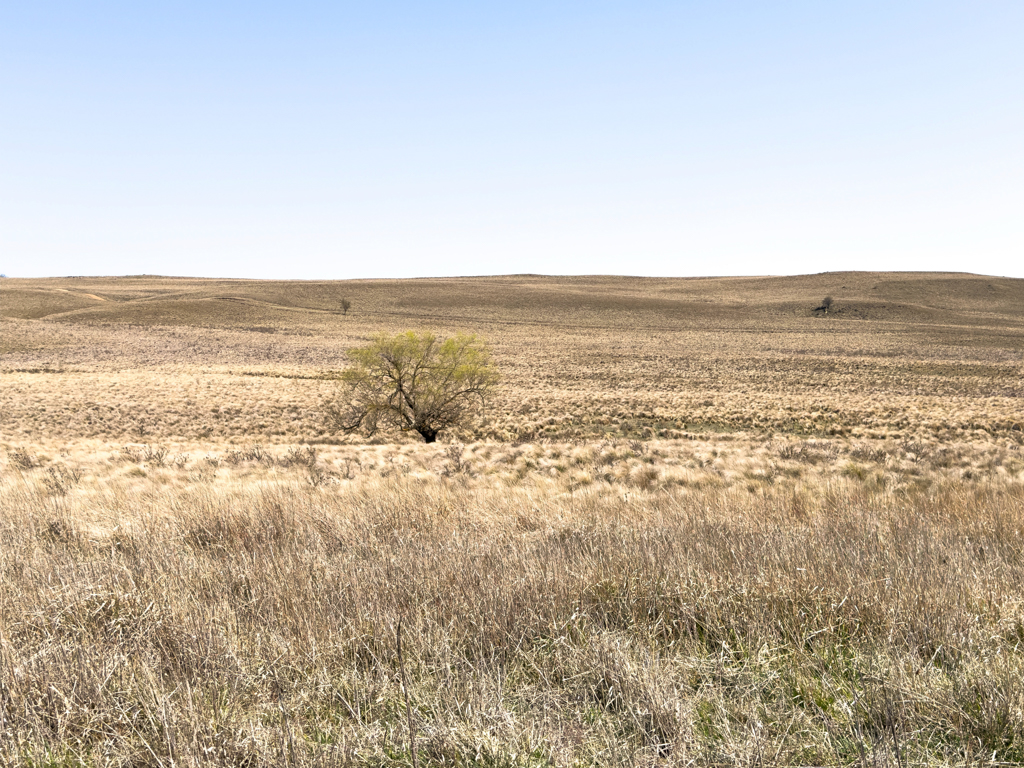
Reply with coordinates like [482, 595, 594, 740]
[2, 272, 1024, 766]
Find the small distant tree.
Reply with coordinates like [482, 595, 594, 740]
[339, 298, 352, 315]
[815, 296, 834, 314]
[324, 331, 499, 443]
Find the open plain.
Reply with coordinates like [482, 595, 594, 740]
[2, 272, 1024, 766]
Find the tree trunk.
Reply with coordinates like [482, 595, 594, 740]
[416, 425, 439, 443]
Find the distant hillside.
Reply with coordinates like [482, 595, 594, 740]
[3, 272, 1023, 332]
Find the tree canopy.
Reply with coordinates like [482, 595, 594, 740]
[324, 331, 499, 443]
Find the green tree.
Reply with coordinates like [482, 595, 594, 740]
[324, 331, 499, 443]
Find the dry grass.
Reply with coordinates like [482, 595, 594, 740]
[2, 273, 1022, 444]
[2, 457, 1024, 766]
[1, 272, 1024, 765]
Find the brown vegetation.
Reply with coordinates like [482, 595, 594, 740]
[1, 272, 1023, 765]
[2, 272, 1022, 445]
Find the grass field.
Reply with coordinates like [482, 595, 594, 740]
[2, 272, 1023, 766]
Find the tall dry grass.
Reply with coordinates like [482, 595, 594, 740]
[2, 462, 1023, 766]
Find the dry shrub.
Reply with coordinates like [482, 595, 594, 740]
[41, 464, 81, 496]
[7, 447, 42, 470]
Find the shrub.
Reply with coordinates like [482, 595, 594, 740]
[324, 331, 499, 443]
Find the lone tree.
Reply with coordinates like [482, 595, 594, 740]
[339, 298, 352, 315]
[814, 296, 834, 314]
[324, 331, 499, 443]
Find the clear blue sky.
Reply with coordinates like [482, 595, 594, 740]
[2, 2, 1022, 279]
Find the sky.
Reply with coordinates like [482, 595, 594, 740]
[2, 2, 1022, 280]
